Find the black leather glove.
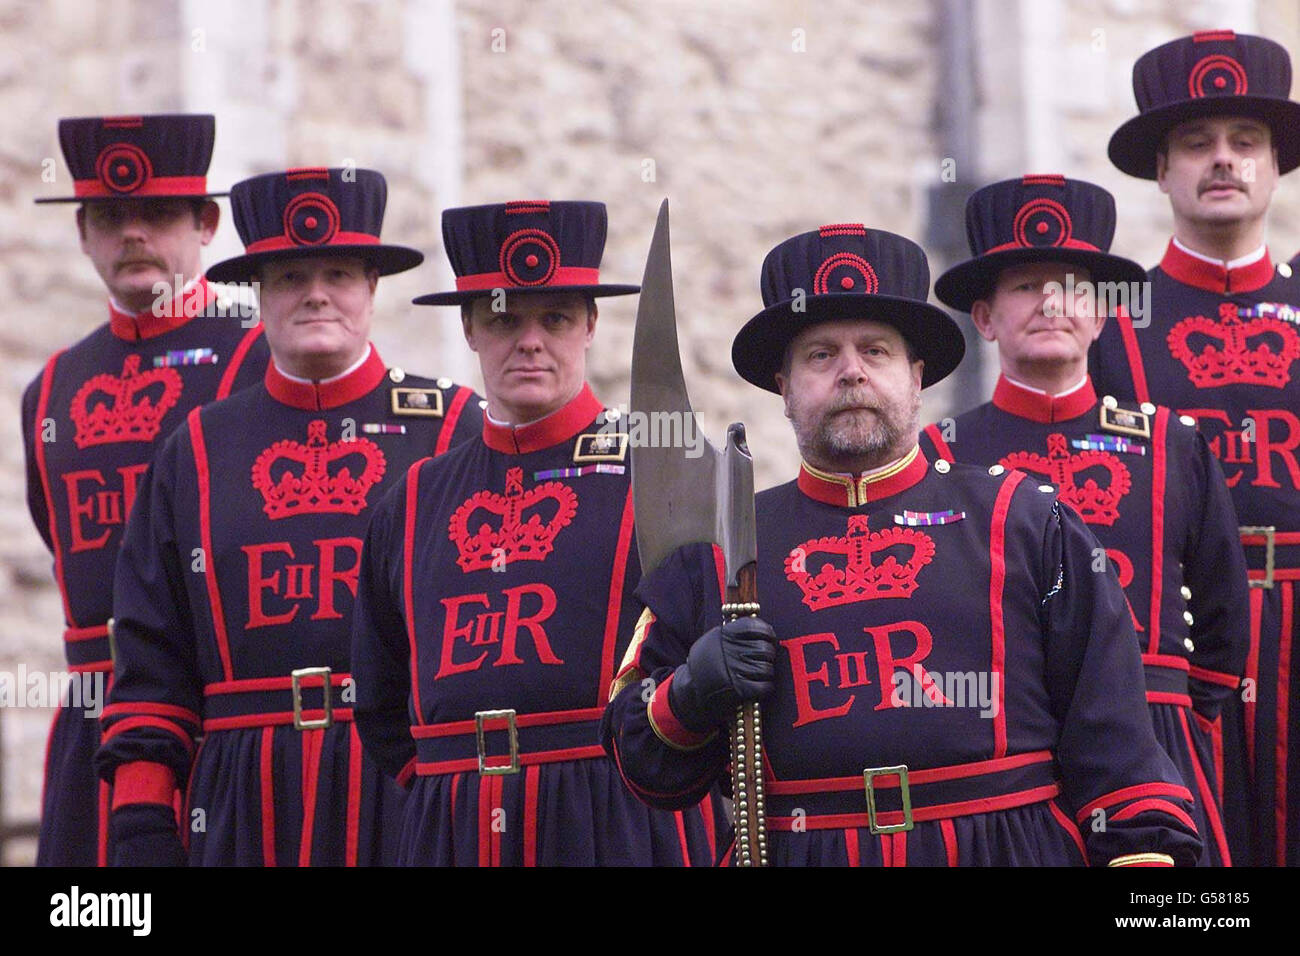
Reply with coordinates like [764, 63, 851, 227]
[109, 804, 187, 867]
[668, 616, 778, 732]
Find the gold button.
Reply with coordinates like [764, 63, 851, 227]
[1183, 610, 1194, 626]
[988, 464, 1005, 476]
[1103, 395, 1118, 409]
[1038, 483, 1055, 493]
[1184, 638, 1196, 653]
[1140, 401, 1156, 416]
[436, 377, 452, 390]
[1279, 262, 1293, 278]
[389, 367, 406, 383]
[1179, 415, 1196, 427]
[1180, 585, 1192, 601]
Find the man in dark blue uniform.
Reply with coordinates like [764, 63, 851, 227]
[23, 113, 268, 866]
[603, 223, 1204, 866]
[920, 174, 1249, 865]
[350, 200, 718, 865]
[96, 167, 480, 865]
[1092, 30, 1300, 864]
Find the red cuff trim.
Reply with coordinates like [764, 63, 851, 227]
[1109, 798, 1199, 831]
[647, 674, 716, 751]
[101, 701, 202, 726]
[112, 761, 177, 810]
[100, 715, 197, 757]
[1075, 782, 1193, 823]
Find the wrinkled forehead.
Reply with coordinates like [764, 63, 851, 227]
[1167, 114, 1273, 140]
[790, 317, 908, 350]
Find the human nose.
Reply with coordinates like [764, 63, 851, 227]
[514, 316, 545, 352]
[835, 350, 869, 387]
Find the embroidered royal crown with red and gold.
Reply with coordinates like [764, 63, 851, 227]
[250, 419, 386, 519]
[785, 515, 935, 611]
[1002, 433, 1131, 526]
[1167, 302, 1300, 388]
[448, 466, 578, 572]
[70, 354, 183, 448]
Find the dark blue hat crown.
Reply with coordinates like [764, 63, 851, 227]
[732, 224, 965, 392]
[37, 113, 223, 204]
[205, 167, 423, 283]
[1109, 30, 1300, 178]
[934, 175, 1146, 312]
[759, 223, 932, 307]
[413, 200, 638, 305]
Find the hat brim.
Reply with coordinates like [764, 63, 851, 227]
[731, 294, 966, 393]
[933, 248, 1149, 313]
[205, 244, 425, 284]
[1108, 96, 1300, 179]
[412, 284, 640, 306]
[34, 191, 231, 204]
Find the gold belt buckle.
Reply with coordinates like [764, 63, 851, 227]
[476, 709, 520, 775]
[1241, 526, 1276, 589]
[291, 666, 333, 730]
[863, 764, 913, 834]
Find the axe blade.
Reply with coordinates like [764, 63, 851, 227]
[630, 200, 755, 585]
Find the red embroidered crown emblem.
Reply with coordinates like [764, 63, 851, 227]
[70, 354, 183, 448]
[784, 515, 935, 611]
[250, 419, 386, 519]
[448, 466, 578, 572]
[1001, 433, 1131, 526]
[1167, 303, 1300, 388]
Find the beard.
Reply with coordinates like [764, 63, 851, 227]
[789, 385, 921, 468]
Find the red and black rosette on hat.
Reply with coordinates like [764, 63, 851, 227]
[205, 167, 423, 282]
[35, 113, 228, 204]
[1109, 30, 1300, 179]
[731, 224, 964, 393]
[413, 200, 639, 306]
[933, 175, 1147, 313]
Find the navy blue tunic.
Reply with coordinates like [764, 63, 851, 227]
[603, 448, 1204, 866]
[352, 384, 718, 865]
[97, 346, 480, 865]
[920, 375, 1249, 864]
[1091, 240, 1300, 865]
[21, 279, 268, 866]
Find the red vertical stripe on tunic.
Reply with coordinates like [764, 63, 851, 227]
[923, 422, 954, 462]
[1116, 311, 1152, 405]
[892, 831, 907, 867]
[1050, 799, 1088, 862]
[599, 489, 637, 698]
[1177, 707, 1231, 865]
[97, 781, 110, 867]
[700, 796, 717, 862]
[674, 811, 690, 866]
[477, 778, 492, 867]
[260, 727, 277, 866]
[940, 818, 958, 866]
[403, 462, 425, 723]
[491, 775, 504, 867]
[188, 411, 233, 681]
[435, 388, 473, 456]
[298, 729, 324, 866]
[846, 829, 861, 866]
[216, 325, 264, 399]
[523, 764, 540, 867]
[346, 725, 363, 866]
[1146, 410, 1169, 655]
[989, 472, 1023, 757]
[1246, 589, 1262, 768]
[33, 351, 75, 625]
[1276, 582, 1293, 864]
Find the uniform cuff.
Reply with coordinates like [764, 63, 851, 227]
[1108, 852, 1175, 867]
[111, 761, 177, 810]
[647, 673, 716, 751]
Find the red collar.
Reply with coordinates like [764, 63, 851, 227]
[264, 345, 388, 410]
[796, 446, 929, 507]
[108, 277, 214, 341]
[1158, 239, 1274, 294]
[482, 384, 604, 455]
[992, 375, 1096, 423]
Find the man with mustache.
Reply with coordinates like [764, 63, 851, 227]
[1090, 30, 1300, 865]
[920, 175, 1249, 865]
[350, 200, 717, 865]
[602, 224, 1202, 866]
[22, 114, 269, 866]
[95, 168, 481, 865]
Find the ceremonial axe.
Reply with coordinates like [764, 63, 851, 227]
[630, 200, 768, 866]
